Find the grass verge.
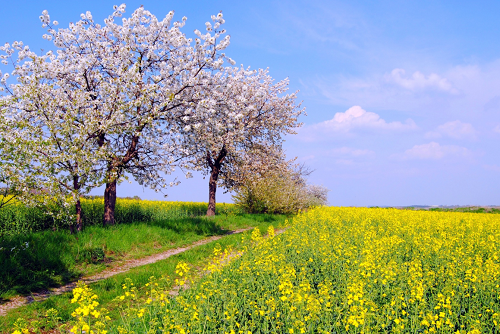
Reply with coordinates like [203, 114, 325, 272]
[0, 213, 283, 299]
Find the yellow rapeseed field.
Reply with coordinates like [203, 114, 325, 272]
[79, 197, 237, 222]
[25, 207, 500, 334]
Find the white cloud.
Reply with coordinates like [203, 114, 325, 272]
[396, 142, 471, 160]
[425, 120, 477, 140]
[309, 60, 500, 116]
[307, 106, 417, 135]
[386, 69, 459, 94]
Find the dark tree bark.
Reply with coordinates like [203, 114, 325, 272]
[207, 166, 219, 217]
[206, 147, 227, 216]
[70, 175, 83, 234]
[103, 179, 117, 226]
[102, 134, 140, 226]
[75, 198, 83, 232]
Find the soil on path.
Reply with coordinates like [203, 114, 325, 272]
[0, 227, 255, 316]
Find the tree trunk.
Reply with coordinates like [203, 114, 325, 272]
[75, 198, 83, 232]
[206, 147, 227, 216]
[207, 165, 219, 216]
[70, 175, 82, 234]
[101, 135, 139, 226]
[103, 179, 117, 226]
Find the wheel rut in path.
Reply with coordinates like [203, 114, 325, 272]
[0, 226, 256, 316]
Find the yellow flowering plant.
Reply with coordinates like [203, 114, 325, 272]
[69, 281, 110, 334]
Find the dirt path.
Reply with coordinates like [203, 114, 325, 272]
[0, 227, 256, 316]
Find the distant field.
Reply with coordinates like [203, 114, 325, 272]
[406, 206, 500, 214]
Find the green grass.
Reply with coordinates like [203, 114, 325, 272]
[0, 213, 285, 300]
[0, 214, 287, 334]
[0, 197, 242, 237]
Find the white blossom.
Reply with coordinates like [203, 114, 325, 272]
[0, 5, 233, 226]
[173, 66, 304, 215]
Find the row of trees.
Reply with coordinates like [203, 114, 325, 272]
[0, 5, 305, 231]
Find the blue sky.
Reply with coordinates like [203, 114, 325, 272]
[2, 0, 499, 206]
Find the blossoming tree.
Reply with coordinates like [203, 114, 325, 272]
[0, 42, 110, 231]
[174, 67, 304, 216]
[0, 5, 233, 227]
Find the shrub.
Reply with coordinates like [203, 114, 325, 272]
[233, 164, 329, 214]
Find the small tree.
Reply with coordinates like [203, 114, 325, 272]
[174, 67, 304, 216]
[303, 184, 330, 208]
[233, 162, 329, 214]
